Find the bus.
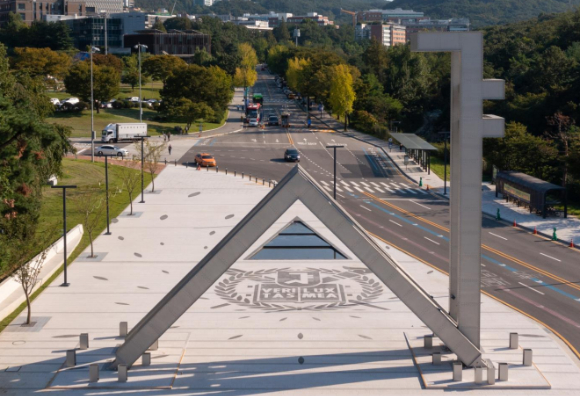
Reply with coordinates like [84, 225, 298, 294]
[253, 93, 264, 104]
[246, 103, 261, 126]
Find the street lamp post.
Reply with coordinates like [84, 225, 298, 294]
[326, 144, 345, 199]
[439, 131, 451, 195]
[90, 46, 100, 163]
[134, 44, 148, 123]
[51, 185, 77, 286]
[103, 154, 114, 235]
[138, 135, 151, 203]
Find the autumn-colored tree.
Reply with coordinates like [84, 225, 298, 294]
[233, 43, 259, 105]
[328, 64, 356, 131]
[11, 47, 71, 80]
[92, 53, 123, 74]
[285, 57, 310, 93]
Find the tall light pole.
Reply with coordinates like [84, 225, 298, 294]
[138, 135, 151, 204]
[103, 154, 115, 235]
[90, 46, 100, 163]
[326, 144, 345, 199]
[134, 44, 148, 123]
[51, 185, 77, 286]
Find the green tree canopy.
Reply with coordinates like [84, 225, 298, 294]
[142, 55, 187, 86]
[64, 61, 120, 111]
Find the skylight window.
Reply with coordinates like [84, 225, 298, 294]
[250, 221, 347, 260]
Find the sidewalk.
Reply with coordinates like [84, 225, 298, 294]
[311, 111, 580, 244]
[1, 166, 578, 394]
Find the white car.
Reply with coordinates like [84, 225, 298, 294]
[94, 145, 129, 157]
[60, 97, 79, 106]
[128, 97, 140, 102]
[50, 98, 61, 105]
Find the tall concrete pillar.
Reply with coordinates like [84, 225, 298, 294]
[412, 32, 505, 348]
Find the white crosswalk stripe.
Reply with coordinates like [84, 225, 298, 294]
[319, 179, 426, 196]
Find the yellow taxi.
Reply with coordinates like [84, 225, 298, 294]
[195, 153, 217, 167]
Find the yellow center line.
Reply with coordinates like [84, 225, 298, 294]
[369, 231, 580, 361]
[363, 191, 580, 293]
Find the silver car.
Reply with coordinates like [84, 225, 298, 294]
[94, 145, 129, 157]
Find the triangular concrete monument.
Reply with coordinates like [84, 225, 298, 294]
[112, 166, 483, 369]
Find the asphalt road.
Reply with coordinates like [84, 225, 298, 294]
[180, 71, 580, 361]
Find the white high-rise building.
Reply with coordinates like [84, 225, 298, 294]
[85, 0, 123, 14]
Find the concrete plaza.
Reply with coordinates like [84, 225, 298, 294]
[1, 165, 579, 394]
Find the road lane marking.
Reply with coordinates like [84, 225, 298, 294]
[364, 187, 374, 193]
[389, 220, 403, 227]
[374, 187, 385, 193]
[320, 181, 329, 185]
[351, 181, 360, 186]
[370, 182, 380, 187]
[379, 182, 395, 192]
[368, 231, 580, 361]
[323, 186, 332, 192]
[362, 191, 580, 294]
[405, 188, 418, 195]
[410, 200, 431, 210]
[361, 182, 371, 187]
[489, 232, 508, 241]
[518, 282, 545, 295]
[540, 253, 561, 262]
[424, 237, 440, 245]
[343, 186, 353, 192]
[360, 205, 372, 212]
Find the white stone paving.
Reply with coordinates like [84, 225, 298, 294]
[0, 165, 579, 395]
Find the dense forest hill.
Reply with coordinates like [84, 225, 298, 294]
[135, 0, 384, 21]
[385, 0, 580, 27]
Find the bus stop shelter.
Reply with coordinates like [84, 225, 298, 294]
[495, 171, 567, 218]
[390, 133, 438, 175]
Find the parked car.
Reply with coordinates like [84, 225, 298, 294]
[94, 145, 129, 157]
[128, 97, 140, 102]
[50, 98, 61, 106]
[268, 115, 280, 126]
[60, 97, 79, 106]
[284, 148, 300, 162]
[195, 153, 217, 167]
[287, 93, 296, 99]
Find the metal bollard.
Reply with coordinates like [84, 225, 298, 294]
[206, 165, 208, 171]
[165, 159, 167, 165]
[269, 180, 271, 187]
[148, 339, 158, 351]
[65, 350, 76, 367]
[432, 352, 441, 365]
[120, 322, 128, 337]
[487, 359, 496, 385]
[234, 170, 237, 177]
[452, 362, 462, 381]
[523, 349, 533, 366]
[185, 162, 188, 168]
[80, 333, 89, 350]
[216, 166, 218, 173]
[474, 367, 483, 384]
[142, 353, 151, 366]
[498, 363, 509, 381]
[262, 179, 265, 185]
[424, 335, 433, 349]
[226, 168, 228, 175]
[509, 332, 518, 349]
[118, 365, 128, 382]
[89, 364, 99, 382]
[242, 172, 244, 179]
[175, 159, 177, 167]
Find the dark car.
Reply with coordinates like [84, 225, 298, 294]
[284, 148, 300, 162]
[268, 115, 279, 126]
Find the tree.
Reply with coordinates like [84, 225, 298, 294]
[545, 112, 580, 186]
[164, 17, 192, 31]
[166, 99, 215, 133]
[92, 54, 123, 74]
[151, 18, 167, 32]
[118, 166, 140, 216]
[328, 64, 356, 131]
[11, 47, 71, 80]
[233, 67, 257, 89]
[142, 55, 187, 87]
[239, 42, 258, 70]
[11, 228, 57, 325]
[26, 20, 73, 50]
[121, 54, 140, 91]
[161, 64, 233, 115]
[64, 62, 120, 113]
[135, 140, 166, 192]
[73, 188, 106, 258]
[286, 57, 309, 92]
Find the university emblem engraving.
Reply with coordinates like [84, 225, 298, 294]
[214, 267, 384, 311]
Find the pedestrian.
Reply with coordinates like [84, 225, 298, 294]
[307, 117, 311, 129]
[163, 134, 167, 142]
[168, 144, 172, 155]
[168, 133, 171, 142]
[399, 143, 403, 151]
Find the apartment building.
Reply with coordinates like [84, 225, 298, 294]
[356, 22, 406, 47]
[0, 0, 85, 25]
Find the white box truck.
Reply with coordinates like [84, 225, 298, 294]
[101, 123, 147, 143]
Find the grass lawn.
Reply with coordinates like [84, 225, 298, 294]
[49, 107, 225, 138]
[429, 156, 450, 181]
[0, 158, 154, 332]
[47, 82, 225, 138]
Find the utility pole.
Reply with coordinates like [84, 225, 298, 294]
[134, 44, 148, 123]
[90, 46, 100, 163]
[326, 144, 345, 199]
